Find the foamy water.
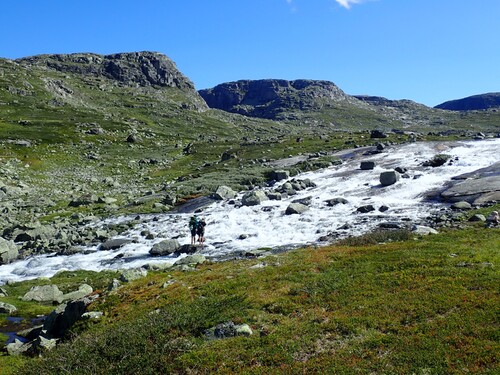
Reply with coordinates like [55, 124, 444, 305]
[1, 139, 499, 284]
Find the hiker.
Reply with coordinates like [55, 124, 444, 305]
[189, 215, 198, 245]
[197, 217, 207, 245]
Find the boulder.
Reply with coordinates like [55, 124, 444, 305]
[468, 214, 486, 222]
[62, 284, 93, 302]
[441, 176, 500, 203]
[285, 203, 310, 215]
[22, 285, 64, 304]
[325, 197, 348, 206]
[99, 238, 132, 250]
[120, 268, 148, 282]
[6, 339, 32, 356]
[451, 201, 472, 210]
[0, 237, 19, 264]
[291, 196, 312, 206]
[266, 192, 282, 200]
[370, 130, 388, 139]
[422, 154, 451, 167]
[411, 225, 438, 235]
[241, 190, 268, 206]
[174, 254, 206, 266]
[149, 239, 181, 256]
[360, 161, 376, 170]
[0, 302, 17, 314]
[357, 205, 376, 213]
[213, 185, 237, 200]
[270, 170, 290, 181]
[380, 171, 400, 186]
[175, 244, 198, 255]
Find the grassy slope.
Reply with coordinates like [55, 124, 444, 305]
[1, 225, 498, 374]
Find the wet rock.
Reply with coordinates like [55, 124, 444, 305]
[360, 161, 376, 170]
[99, 238, 132, 250]
[357, 205, 375, 213]
[291, 196, 312, 206]
[441, 176, 500, 204]
[149, 239, 181, 256]
[380, 171, 400, 186]
[175, 244, 198, 255]
[285, 203, 309, 215]
[266, 192, 282, 200]
[325, 197, 348, 206]
[242, 190, 268, 206]
[422, 154, 451, 167]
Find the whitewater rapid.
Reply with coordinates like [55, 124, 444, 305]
[1, 138, 499, 284]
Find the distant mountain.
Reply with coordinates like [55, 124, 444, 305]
[199, 79, 357, 120]
[435, 93, 500, 111]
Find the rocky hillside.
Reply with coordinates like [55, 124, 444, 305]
[199, 79, 358, 119]
[435, 92, 500, 111]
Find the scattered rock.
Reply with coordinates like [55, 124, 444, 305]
[22, 285, 64, 304]
[357, 205, 375, 213]
[380, 171, 400, 186]
[451, 201, 472, 210]
[285, 203, 310, 215]
[270, 170, 290, 181]
[411, 225, 438, 235]
[213, 185, 237, 200]
[325, 197, 348, 206]
[360, 161, 376, 170]
[0, 237, 19, 264]
[62, 284, 93, 302]
[120, 268, 148, 282]
[241, 190, 268, 206]
[204, 321, 253, 340]
[99, 238, 132, 250]
[149, 239, 181, 256]
[174, 254, 206, 266]
[0, 302, 17, 314]
[468, 214, 486, 222]
[422, 154, 451, 167]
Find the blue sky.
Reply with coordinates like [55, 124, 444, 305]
[1, 0, 499, 107]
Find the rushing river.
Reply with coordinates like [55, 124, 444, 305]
[1, 138, 499, 284]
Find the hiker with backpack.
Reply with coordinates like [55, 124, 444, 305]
[189, 215, 198, 245]
[197, 218, 207, 246]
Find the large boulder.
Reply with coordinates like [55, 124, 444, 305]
[22, 285, 64, 304]
[441, 176, 500, 204]
[380, 171, 400, 186]
[285, 203, 310, 215]
[241, 190, 268, 206]
[360, 161, 376, 170]
[149, 239, 181, 256]
[0, 237, 19, 264]
[213, 185, 237, 200]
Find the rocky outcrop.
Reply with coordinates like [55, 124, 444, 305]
[435, 92, 500, 111]
[199, 79, 352, 119]
[149, 239, 181, 256]
[17, 51, 196, 90]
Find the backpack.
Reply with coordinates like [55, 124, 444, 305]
[189, 216, 198, 230]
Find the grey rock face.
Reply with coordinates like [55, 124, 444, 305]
[380, 171, 400, 186]
[149, 239, 181, 256]
[441, 176, 500, 203]
[199, 79, 350, 120]
[242, 190, 268, 206]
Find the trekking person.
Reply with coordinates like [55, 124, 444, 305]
[189, 215, 198, 245]
[196, 217, 207, 245]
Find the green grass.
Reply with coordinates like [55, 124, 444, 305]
[1, 227, 497, 374]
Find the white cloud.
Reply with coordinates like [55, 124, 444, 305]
[335, 0, 363, 9]
[285, 0, 297, 12]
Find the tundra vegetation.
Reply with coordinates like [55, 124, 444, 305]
[0, 52, 499, 373]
